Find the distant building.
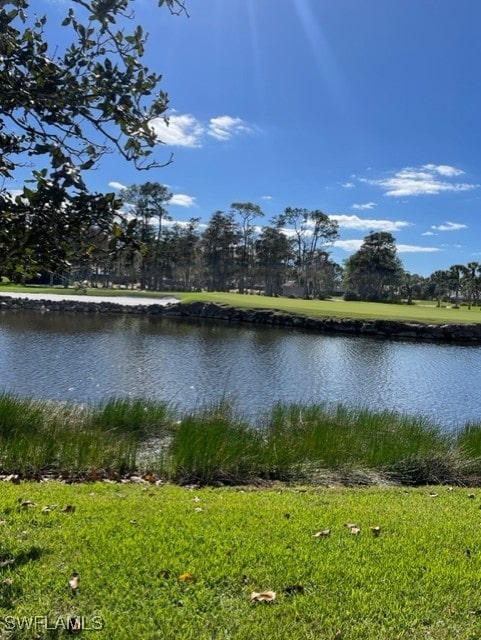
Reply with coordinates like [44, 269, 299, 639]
[281, 281, 305, 298]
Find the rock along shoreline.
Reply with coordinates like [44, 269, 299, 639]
[2, 294, 481, 344]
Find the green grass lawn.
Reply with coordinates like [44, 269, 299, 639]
[1, 482, 481, 639]
[1, 285, 480, 324]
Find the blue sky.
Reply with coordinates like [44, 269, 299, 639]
[26, 1, 481, 275]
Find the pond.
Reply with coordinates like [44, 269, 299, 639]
[0, 310, 480, 429]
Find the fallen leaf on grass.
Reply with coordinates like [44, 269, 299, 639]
[192, 496, 201, 503]
[41, 505, 57, 514]
[429, 492, 438, 498]
[18, 500, 36, 509]
[251, 590, 276, 602]
[0, 559, 15, 568]
[143, 473, 156, 484]
[178, 572, 196, 583]
[349, 527, 361, 535]
[2, 578, 13, 586]
[69, 573, 80, 592]
[468, 493, 476, 499]
[370, 526, 381, 537]
[194, 507, 204, 513]
[344, 522, 358, 530]
[313, 529, 331, 537]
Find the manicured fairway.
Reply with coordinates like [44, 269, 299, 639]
[1, 286, 480, 324]
[1, 482, 481, 639]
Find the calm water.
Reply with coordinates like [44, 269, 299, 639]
[1, 310, 480, 429]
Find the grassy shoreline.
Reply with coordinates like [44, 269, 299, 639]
[1, 285, 481, 324]
[1, 394, 481, 487]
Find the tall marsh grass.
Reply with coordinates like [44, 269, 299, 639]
[0, 394, 170, 475]
[169, 403, 263, 484]
[1, 392, 481, 485]
[259, 403, 450, 478]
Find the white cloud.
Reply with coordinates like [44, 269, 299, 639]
[261, 195, 273, 201]
[364, 164, 478, 197]
[333, 238, 440, 254]
[397, 244, 441, 253]
[108, 181, 127, 191]
[6, 189, 23, 199]
[164, 219, 207, 230]
[207, 116, 251, 141]
[431, 221, 467, 231]
[341, 182, 355, 189]
[151, 114, 204, 148]
[421, 231, 436, 236]
[169, 194, 196, 207]
[334, 239, 363, 252]
[150, 113, 252, 147]
[352, 202, 377, 210]
[329, 214, 411, 232]
[422, 164, 464, 177]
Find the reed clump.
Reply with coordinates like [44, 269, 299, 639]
[1, 392, 481, 485]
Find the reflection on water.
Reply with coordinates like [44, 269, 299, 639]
[0, 310, 480, 428]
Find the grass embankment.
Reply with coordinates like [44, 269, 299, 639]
[1, 395, 481, 487]
[1, 285, 481, 324]
[1, 482, 481, 639]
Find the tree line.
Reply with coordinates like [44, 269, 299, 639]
[3, 179, 478, 307]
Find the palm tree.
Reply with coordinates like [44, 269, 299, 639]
[448, 264, 467, 308]
[464, 262, 480, 309]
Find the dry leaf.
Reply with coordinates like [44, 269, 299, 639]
[41, 505, 56, 514]
[19, 500, 36, 508]
[429, 492, 438, 498]
[370, 526, 381, 537]
[251, 590, 276, 602]
[468, 493, 476, 499]
[193, 496, 201, 503]
[178, 572, 196, 583]
[344, 522, 358, 530]
[143, 473, 156, 484]
[349, 527, 361, 535]
[194, 507, 204, 513]
[69, 573, 80, 591]
[2, 578, 13, 586]
[0, 559, 15, 568]
[313, 529, 331, 537]
[130, 519, 138, 525]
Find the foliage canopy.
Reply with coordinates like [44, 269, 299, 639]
[0, 0, 185, 278]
